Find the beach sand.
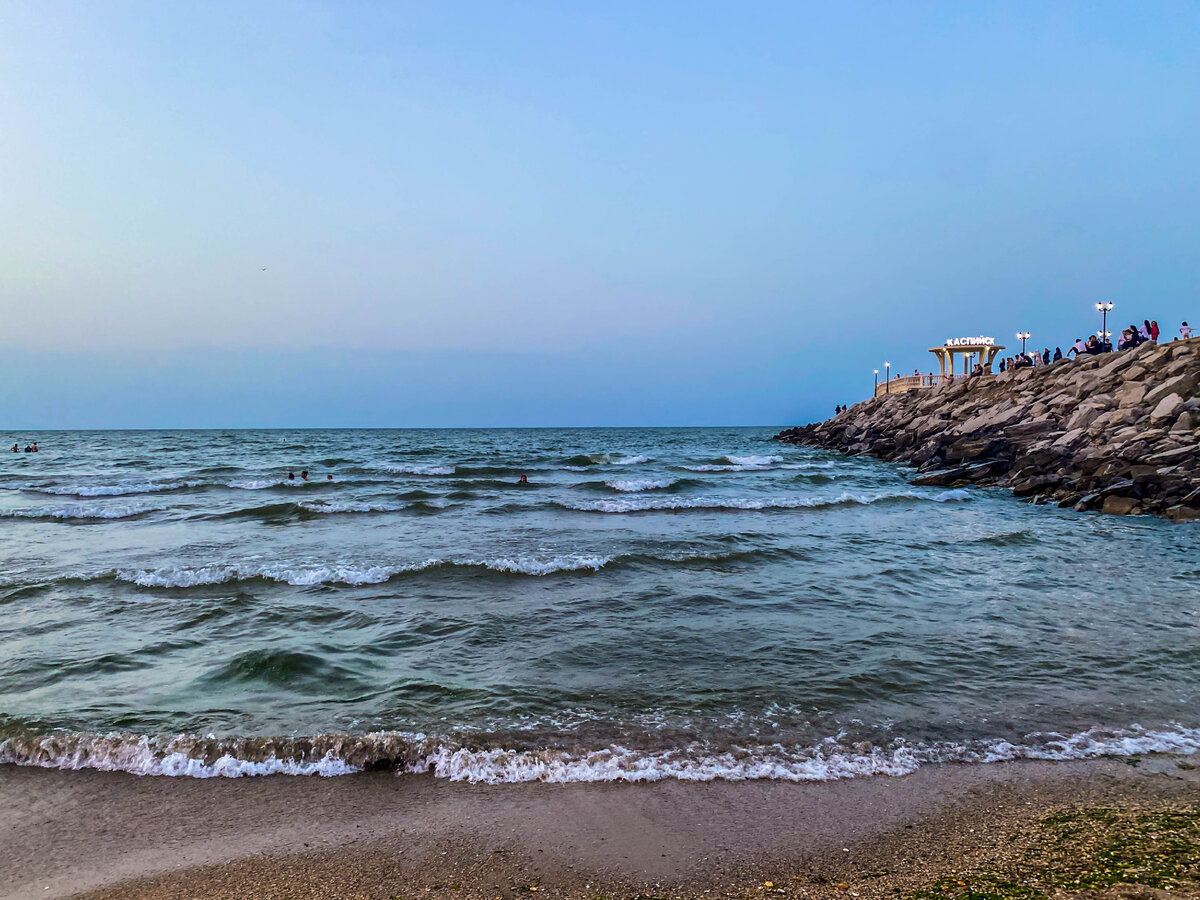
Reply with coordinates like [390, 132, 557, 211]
[4, 757, 1200, 900]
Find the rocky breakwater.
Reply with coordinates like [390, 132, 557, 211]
[777, 338, 1200, 520]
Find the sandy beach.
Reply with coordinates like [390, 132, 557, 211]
[4, 757, 1200, 900]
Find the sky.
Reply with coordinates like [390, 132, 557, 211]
[1, 1, 1198, 428]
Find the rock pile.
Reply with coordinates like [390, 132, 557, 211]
[776, 338, 1200, 520]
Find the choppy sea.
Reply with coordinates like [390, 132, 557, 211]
[2, 427, 1199, 783]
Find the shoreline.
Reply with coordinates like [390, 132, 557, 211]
[5, 756, 1200, 900]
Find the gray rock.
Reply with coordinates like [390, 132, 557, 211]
[1150, 393, 1185, 422]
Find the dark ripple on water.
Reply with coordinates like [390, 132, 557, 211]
[1, 427, 1199, 781]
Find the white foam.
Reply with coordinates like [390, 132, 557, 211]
[387, 465, 455, 476]
[684, 454, 791, 473]
[604, 478, 676, 493]
[228, 479, 280, 490]
[36, 481, 200, 497]
[613, 455, 649, 466]
[476, 555, 612, 575]
[0, 503, 165, 520]
[560, 491, 969, 513]
[0, 733, 357, 777]
[113, 562, 417, 588]
[4, 723, 1198, 781]
[424, 742, 921, 784]
[725, 455, 783, 466]
[109, 554, 615, 588]
[297, 500, 405, 514]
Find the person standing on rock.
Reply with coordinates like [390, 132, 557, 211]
[1053, 347, 1063, 361]
[1041, 348, 1050, 365]
[1150, 320, 1160, 341]
[1182, 322, 1192, 340]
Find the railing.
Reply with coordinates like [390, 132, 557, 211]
[874, 373, 953, 397]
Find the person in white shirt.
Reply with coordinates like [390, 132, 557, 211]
[1182, 321, 1192, 340]
[1068, 338, 1087, 358]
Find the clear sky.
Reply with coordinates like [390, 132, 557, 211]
[2, 1, 1197, 428]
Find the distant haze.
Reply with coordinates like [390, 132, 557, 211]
[2, 2, 1197, 427]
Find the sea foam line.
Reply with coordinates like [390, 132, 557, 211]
[2, 724, 1197, 781]
[559, 490, 971, 513]
[0, 503, 166, 521]
[23, 480, 202, 497]
[604, 478, 677, 493]
[107, 554, 618, 587]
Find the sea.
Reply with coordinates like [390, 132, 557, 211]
[2, 427, 1199, 783]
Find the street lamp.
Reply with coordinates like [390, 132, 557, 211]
[1096, 301, 1114, 343]
[1016, 331, 1031, 355]
[874, 368, 879, 395]
[885, 361, 891, 393]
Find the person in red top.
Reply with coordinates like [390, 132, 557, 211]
[1150, 320, 1160, 341]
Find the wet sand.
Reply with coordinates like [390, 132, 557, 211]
[4, 758, 1200, 900]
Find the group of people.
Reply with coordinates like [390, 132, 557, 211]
[993, 318, 1192, 373]
[997, 347, 1063, 372]
[11, 442, 37, 453]
[287, 470, 333, 482]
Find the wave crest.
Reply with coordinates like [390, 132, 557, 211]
[559, 490, 971, 513]
[3, 724, 1197, 781]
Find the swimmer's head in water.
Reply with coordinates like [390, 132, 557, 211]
[288, 472, 295, 480]
[327, 475, 333, 481]
[519, 475, 528, 483]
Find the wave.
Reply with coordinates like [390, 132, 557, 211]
[684, 454, 786, 473]
[209, 500, 416, 522]
[3, 723, 1196, 781]
[561, 453, 649, 468]
[558, 490, 971, 513]
[225, 478, 341, 490]
[0, 503, 165, 522]
[386, 465, 455, 476]
[105, 554, 617, 588]
[604, 478, 678, 493]
[56, 547, 779, 590]
[22, 480, 202, 497]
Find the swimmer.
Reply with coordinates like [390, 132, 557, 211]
[300, 470, 309, 482]
[518, 474, 528, 484]
[10, 444, 16, 453]
[326, 474, 333, 481]
[31, 442, 37, 452]
[288, 472, 295, 481]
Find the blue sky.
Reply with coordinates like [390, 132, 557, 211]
[1, 1, 1197, 427]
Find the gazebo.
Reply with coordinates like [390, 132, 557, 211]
[929, 335, 1004, 378]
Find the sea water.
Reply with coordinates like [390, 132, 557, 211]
[1, 427, 1199, 782]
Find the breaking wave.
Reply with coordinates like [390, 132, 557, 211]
[386, 465, 456, 476]
[43, 547, 780, 590]
[22, 480, 202, 497]
[559, 490, 971, 513]
[104, 554, 616, 588]
[0, 503, 165, 522]
[604, 477, 679, 493]
[208, 499, 430, 522]
[3, 723, 1196, 781]
[561, 453, 649, 467]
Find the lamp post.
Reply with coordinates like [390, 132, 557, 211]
[885, 361, 891, 393]
[1096, 301, 1114, 343]
[1016, 331, 1030, 355]
[874, 368, 879, 396]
